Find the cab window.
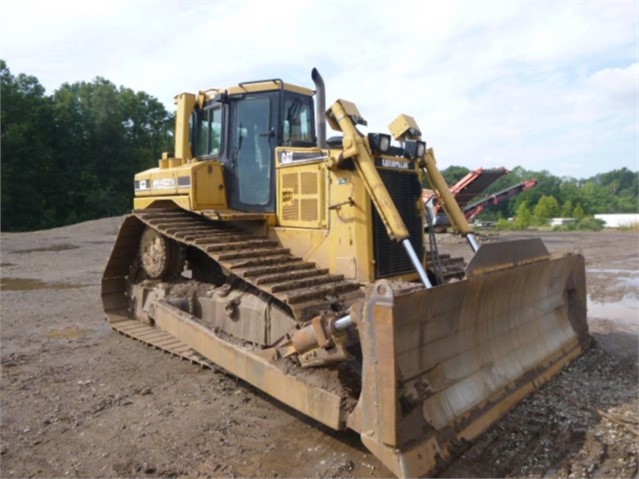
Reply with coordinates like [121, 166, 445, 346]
[282, 96, 314, 146]
[194, 106, 223, 157]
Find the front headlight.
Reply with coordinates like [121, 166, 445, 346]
[404, 140, 426, 160]
[368, 133, 391, 154]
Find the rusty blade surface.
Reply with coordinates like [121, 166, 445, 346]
[465, 237, 551, 276]
[353, 253, 589, 478]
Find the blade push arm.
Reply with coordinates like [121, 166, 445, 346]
[423, 148, 480, 252]
[326, 100, 432, 288]
[388, 113, 480, 253]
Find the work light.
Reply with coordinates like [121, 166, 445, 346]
[367, 133, 391, 155]
[403, 140, 426, 160]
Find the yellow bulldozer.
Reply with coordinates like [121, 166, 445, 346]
[102, 68, 590, 477]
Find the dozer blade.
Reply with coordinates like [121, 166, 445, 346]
[350, 251, 589, 478]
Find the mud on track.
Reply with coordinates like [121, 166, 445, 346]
[1, 219, 637, 478]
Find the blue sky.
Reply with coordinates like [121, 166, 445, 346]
[1, 0, 637, 179]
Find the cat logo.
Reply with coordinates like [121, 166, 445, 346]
[281, 189, 294, 205]
[281, 151, 294, 164]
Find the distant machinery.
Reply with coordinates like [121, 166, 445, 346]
[423, 167, 537, 231]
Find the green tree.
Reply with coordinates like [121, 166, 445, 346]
[559, 178, 581, 211]
[513, 201, 532, 230]
[573, 204, 585, 220]
[50, 78, 171, 223]
[594, 168, 638, 195]
[561, 199, 574, 217]
[588, 168, 638, 213]
[495, 218, 513, 230]
[533, 195, 560, 225]
[580, 180, 625, 215]
[575, 216, 605, 231]
[1, 60, 172, 231]
[0, 60, 56, 231]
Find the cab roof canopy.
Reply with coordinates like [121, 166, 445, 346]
[199, 79, 314, 103]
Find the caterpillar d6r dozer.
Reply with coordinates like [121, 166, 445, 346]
[102, 68, 590, 478]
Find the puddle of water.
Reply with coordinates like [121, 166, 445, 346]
[47, 326, 89, 340]
[588, 276, 639, 289]
[12, 244, 79, 254]
[587, 269, 639, 289]
[1, 277, 84, 291]
[588, 294, 639, 326]
[587, 268, 638, 275]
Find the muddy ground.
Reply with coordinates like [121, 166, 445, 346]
[1, 218, 637, 478]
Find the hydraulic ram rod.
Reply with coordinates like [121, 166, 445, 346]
[403, 239, 433, 288]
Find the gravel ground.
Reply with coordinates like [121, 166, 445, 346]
[1, 219, 637, 478]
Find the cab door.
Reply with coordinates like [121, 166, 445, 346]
[226, 94, 277, 212]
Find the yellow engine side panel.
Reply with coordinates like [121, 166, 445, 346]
[191, 161, 227, 210]
[133, 160, 227, 211]
[272, 147, 376, 283]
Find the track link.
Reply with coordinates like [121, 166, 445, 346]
[113, 319, 215, 369]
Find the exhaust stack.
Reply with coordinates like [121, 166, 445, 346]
[311, 68, 326, 148]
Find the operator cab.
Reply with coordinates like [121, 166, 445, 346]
[191, 80, 316, 213]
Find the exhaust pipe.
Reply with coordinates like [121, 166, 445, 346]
[311, 68, 326, 148]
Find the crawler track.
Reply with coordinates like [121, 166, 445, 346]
[136, 208, 364, 320]
[102, 208, 365, 360]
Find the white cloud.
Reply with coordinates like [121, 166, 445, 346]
[1, 0, 637, 178]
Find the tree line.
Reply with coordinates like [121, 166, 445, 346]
[2, 61, 637, 232]
[1, 61, 172, 231]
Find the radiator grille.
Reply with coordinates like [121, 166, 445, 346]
[372, 168, 424, 278]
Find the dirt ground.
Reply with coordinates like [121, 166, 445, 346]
[1, 218, 637, 478]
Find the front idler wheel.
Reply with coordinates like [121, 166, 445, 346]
[139, 227, 182, 279]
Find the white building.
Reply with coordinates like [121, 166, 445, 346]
[594, 214, 639, 228]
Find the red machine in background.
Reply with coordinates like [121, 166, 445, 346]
[423, 167, 537, 231]
[464, 179, 538, 222]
